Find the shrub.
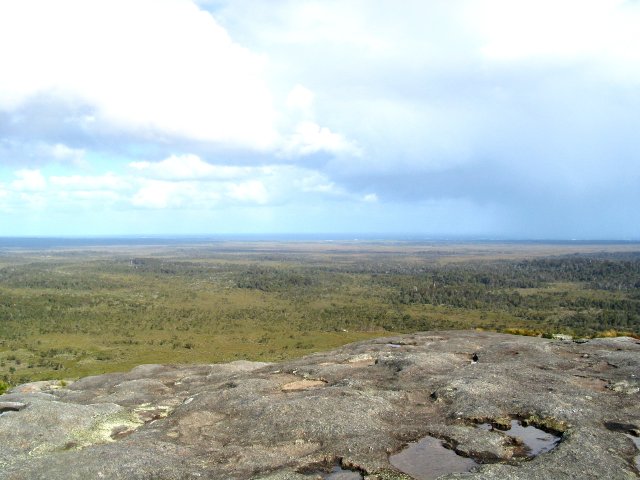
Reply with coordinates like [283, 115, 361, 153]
[0, 380, 10, 395]
[503, 327, 541, 337]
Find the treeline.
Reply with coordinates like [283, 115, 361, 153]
[507, 257, 640, 290]
[388, 256, 640, 334]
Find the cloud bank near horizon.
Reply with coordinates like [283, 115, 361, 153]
[1, 0, 639, 238]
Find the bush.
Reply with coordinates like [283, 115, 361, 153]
[0, 380, 10, 395]
[503, 327, 541, 337]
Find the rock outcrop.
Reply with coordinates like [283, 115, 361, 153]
[0, 330, 638, 479]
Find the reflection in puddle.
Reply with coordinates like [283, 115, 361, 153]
[322, 465, 363, 480]
[479, 420, 561, 456]
[389, 435, 479, 480]
[388, 420, 561, 479]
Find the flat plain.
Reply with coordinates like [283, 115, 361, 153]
[1, 240, 639, 389]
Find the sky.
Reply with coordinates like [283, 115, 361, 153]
[0, 0, 639, 239]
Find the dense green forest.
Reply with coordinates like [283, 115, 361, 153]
[1, 242, 639, 390]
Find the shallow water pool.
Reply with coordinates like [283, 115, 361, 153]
[479, 420, 561, 456]
[389, 435, 479, 480]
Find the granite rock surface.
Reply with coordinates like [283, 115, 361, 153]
[0, 330, 638, 479]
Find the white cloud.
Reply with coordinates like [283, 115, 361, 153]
[283, 121, 360, 157]
[280, 84, 360, 157]
[224, 1, 391, 54]
[11, 170, 47, 191]
[130, 155, 216, 181]
[47, 143, 86, 164]
[130, 177, 272, 210]
[227, 180, 269, 204]
[294, 171, 341, 195]
[56, 189, 124, 206]
[129, 179, 222, 210]
[471, 0, 640, 79]
[2, 169, 127, 212]
[0, 153, 378, 212]
[127, 155, 341, 208]
[286, 84, 315, 114]
[129, 154, 261, 181]
[0, 0, 278, 149]
[0, 1, 363, 165]
[0, 141, 88, 168]
[50, 173, 128, 191]
[2, 1, 639, 237]
[131, 181, 182, 209]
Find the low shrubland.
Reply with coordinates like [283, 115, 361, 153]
[1, 242, 638, 386]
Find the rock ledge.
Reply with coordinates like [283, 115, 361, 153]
[0, 330, 638, 479]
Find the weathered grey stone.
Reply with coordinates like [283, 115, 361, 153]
[0, 402, 26, 413]
[0, 331, 638, 479]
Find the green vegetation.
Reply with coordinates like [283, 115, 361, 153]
[1, 242, 639, 387]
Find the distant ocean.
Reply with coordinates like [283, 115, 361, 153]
[0, 234, 425, 249]
[0, 235, 637, 249]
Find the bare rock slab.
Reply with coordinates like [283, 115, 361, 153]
[0, 331, 638, 479]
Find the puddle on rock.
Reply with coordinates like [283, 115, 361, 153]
[390, 435, 479, 480]
[389, 420, 561, 479]
[479, 420, 560, 456]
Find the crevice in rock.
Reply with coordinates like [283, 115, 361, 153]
[470, 414, 568, 436]
[0, 401, 26, 414]
[298, 457, 365, 479]
[604, 421, 640, 472]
